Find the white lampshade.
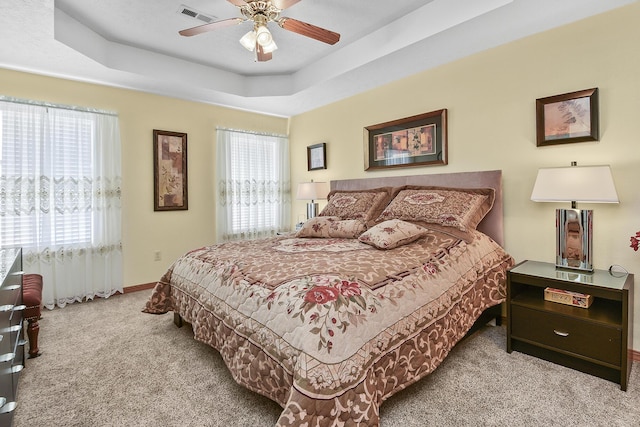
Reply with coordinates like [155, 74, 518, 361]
[296, 182, 330, 201]
[255, 26, 273, 46]
[260, 38, 277, 53]
[239, 30, 257, 51]
[255, 26, 277, 53]
[530, 164, 619, 204]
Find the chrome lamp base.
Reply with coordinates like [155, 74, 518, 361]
[555, 208, 593, 273]
[306, 202, 319, 219]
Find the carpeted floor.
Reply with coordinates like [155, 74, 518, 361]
[13, 290, 640, 426]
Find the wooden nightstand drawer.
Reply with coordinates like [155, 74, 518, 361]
[512, 305, 621, 366]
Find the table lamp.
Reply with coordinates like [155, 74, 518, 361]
[296, 181, 330, 219]
[530, 162, 618, 272]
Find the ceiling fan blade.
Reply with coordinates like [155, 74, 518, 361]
[179, 17, 244, 37]
[227, 0, 247, 6]
[279, 18, 340, 45]
[256, 43, 273, 62]
[272, 0, 302, 10]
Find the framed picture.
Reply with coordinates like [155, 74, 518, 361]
[536, 88, 599, 147]
[153, 129, 188, 211]
[364, 109, 447, 171]
[307, 142, 327, 171]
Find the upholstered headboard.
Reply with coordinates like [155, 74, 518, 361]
[330, 170, 504, 247]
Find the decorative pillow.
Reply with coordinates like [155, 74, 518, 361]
[376, 186, 495, 232]
[295, 216, 367, 239]
[319, 187, 393, 224]
[358, 219, 428, 249]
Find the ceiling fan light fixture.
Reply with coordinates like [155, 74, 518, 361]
[239, 30, 257, 51]
[255, 25, 274, 46]
[261, 38, 278, 53]
[180, 1, 340, 63]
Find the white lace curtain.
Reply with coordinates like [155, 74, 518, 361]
[0, 98, 123, 309]
[216, 128, 290, 241]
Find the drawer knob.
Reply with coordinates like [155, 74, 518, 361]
[0, 353, 15, 363]
[553, 329, 570, 337]
[0, 401, 17, 414]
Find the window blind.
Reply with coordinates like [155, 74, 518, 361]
[216, 128, 290, 241]
[0, 107, 93, 247]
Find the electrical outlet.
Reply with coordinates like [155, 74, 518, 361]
[154, 250, 161, 261]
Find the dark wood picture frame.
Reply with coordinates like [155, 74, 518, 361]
[364, 109, 447, 171]
[153, 129, 188, 211]
[307, 142, 327, 171]
[536, 88, 599, 147]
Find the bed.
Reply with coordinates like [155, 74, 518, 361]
[143, 170, 514, 426]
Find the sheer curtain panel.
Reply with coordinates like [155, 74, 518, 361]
[216, 128, 290, 241]
[0, 98, 123, 309]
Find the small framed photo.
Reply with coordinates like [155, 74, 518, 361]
[307, 143, 327, 171]
[536, 88, 599, 147]
[153, 129, 188, 211]
[364, 109, 447, 171]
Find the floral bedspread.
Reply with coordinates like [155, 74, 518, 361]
[144, 230, 513, 426]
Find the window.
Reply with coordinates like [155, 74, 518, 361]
[0, 97, 123, 308]
[216, 128, 290, 241]
[1, 110, 93, 247]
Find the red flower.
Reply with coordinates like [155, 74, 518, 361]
[304, 286, 339, 304]
[337, 280, 361, 297]
[422, 262, 438, 275]
[440, 215, 458, 226]
[630, 231, 640, 252]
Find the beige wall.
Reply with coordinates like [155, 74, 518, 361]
[0, 69, 289, 285]
[289, 3, 640, 349]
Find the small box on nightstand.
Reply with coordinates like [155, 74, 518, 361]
[544, 287, 593, 308]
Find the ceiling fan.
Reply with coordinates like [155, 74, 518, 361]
[179, 0, 341, 62]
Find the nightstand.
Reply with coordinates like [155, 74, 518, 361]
[507, 260, 634, 391]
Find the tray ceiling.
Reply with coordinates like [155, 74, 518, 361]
[0, 0, 635, 117]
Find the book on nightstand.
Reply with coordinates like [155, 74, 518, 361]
[544, 287, 593, 308]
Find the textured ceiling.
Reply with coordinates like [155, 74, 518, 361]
[0, 0, 636, 117]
